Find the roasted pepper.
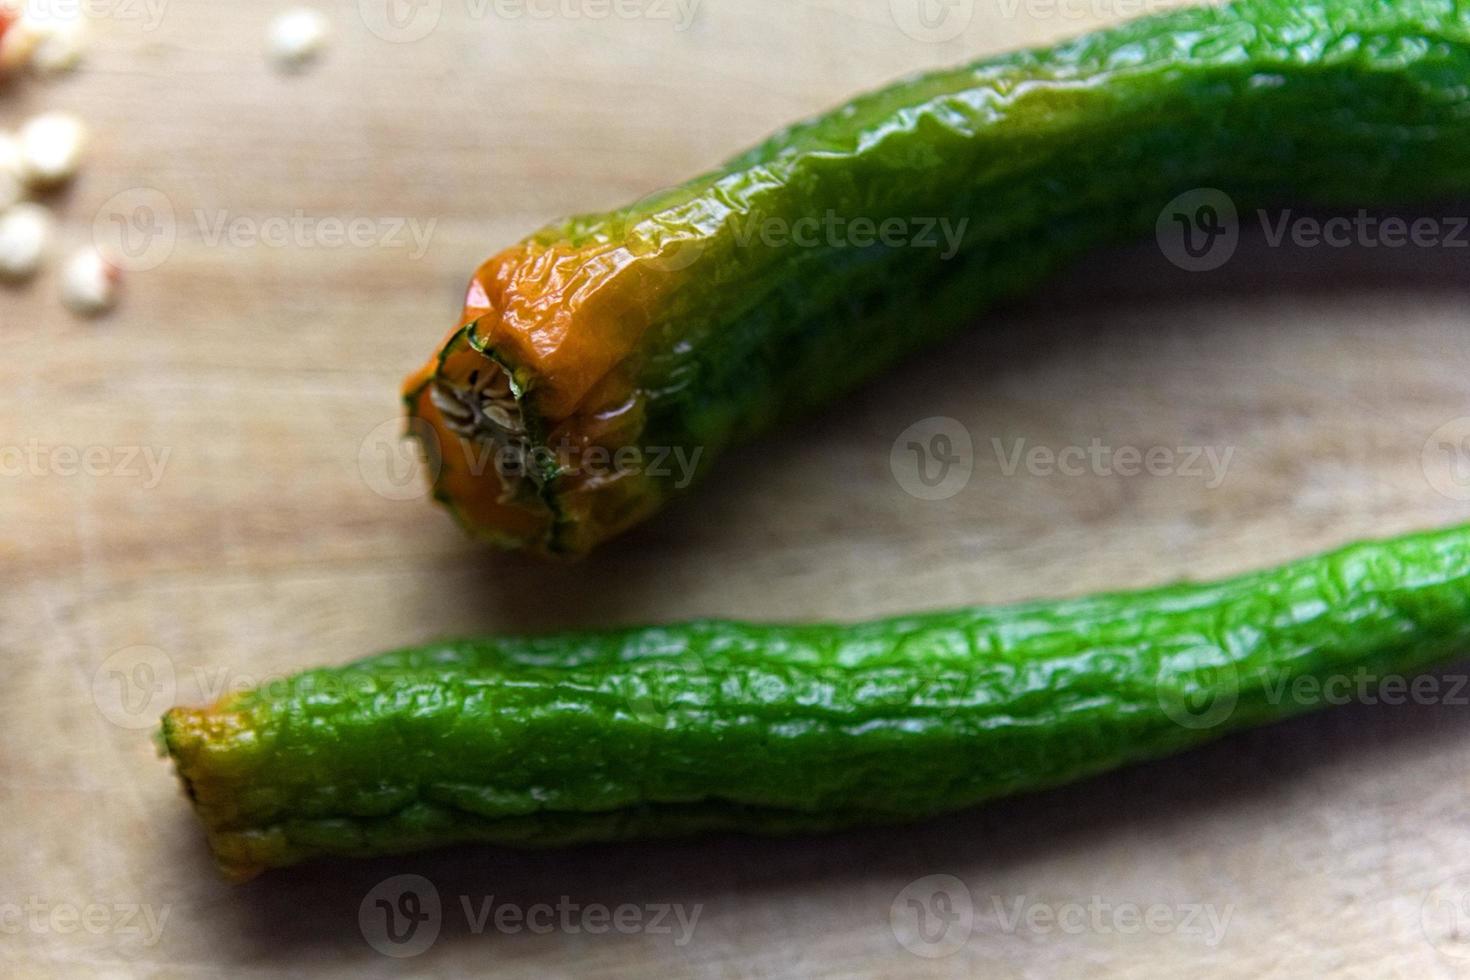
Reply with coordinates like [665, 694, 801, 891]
[404, 0, 1470, 554]
[165, 521, 1470, 879]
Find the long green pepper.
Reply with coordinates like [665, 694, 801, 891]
[407, 0, 1470, 554]
[165, 523, 1470, 879]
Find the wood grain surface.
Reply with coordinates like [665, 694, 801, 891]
[7, 0, 1470, 975]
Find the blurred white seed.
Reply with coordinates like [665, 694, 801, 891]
[59, 246, 118, 315]
[266, 8, 328, 70]
[0, 132, 22, 211]
[0, 202, 52, 281]
[18, 111, 86, 188]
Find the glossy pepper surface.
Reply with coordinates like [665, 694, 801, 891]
[404, 0, 1470, 554]
[165, 522, 1470, 879]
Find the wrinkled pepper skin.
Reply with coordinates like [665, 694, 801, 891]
[406, 0, 1470, 555]
[166, 523, 1470, 879]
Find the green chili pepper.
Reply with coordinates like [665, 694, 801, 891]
[164, 522, 1470, 879]
[405, 0, 1470, 555]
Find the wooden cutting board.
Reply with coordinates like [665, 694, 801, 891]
[7, 0, 1470, 975]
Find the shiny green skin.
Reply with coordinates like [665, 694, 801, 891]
[540, 0, 1470, 518]
[165, 523, 1470, 877]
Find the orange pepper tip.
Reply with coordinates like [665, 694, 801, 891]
[400, 233, 673, 553]
[403, 338, 557, 551]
